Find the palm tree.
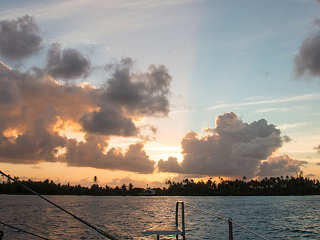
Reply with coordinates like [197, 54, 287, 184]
[129, 183, 133, 192]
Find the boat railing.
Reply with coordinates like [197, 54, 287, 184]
[143, 201, 269, 240]
[142, 201, 186, 239]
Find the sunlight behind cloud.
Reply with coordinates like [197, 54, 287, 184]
[53, 118, 86, 142]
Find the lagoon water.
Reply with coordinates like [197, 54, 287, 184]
[1, 195, 320, 239]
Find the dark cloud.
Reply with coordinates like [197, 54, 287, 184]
[0, 15, 42, 60]
[79, 57, 171, 135]
[104, 58, 171, 116]
[65, 137, 154, 173]
[316, 162, 320, 166]
[158, 112, 285, 177]
[0, 128, 66, 164]
[313, 18, 320, 28]
[295, 0, 320, 78]
[0, 68, 95, 132]
[46, 43, 91, 80]
[257, 155, 307, 177]
[158, 157, 182, 173]
[80, 105, 138, 136]
[294, 33, 320, 78]
[104, 57, 134, 73]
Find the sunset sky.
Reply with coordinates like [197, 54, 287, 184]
[0, 0, 320, 187]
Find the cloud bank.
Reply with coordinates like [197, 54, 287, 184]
[257, 155, 307, 177]
[0, 57, 171, 173]
[158, 112, 305, 178]
[0, 15, 173, 174]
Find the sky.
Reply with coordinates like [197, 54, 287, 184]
[0, 0, 320, 187]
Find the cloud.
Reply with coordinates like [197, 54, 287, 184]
[158, 157, 183, 173]
[103, 58, 171, 116]
[46, 43, 91, 80]
[313, 18, 320, 28]
[0, 128, 66, 164]
[64, 136, 154, 173]
[207, 94, 320, 111]
[0, 15, 42, 60]
[277, 122, 307, 131]
[0, 56, 172, 173]
[256, 107, 291, 113]
[80, 105, 138, 137]
[158, 112, 285, 177]
[315, 145, 320, 153]
[257, 155, 307, 177]
[80, 57, 171, 136]
[295, 32, 320, 78]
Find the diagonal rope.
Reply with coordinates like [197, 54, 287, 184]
[231, 220, 270, 240]
[185, 203, 229, 222]
[0, 220, 53, 240]
[0, 170, 119, 240]
[184, 202, 270, 240]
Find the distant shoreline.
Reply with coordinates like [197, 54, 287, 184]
[1, 193, 320, 196]
[1, 175, 319, 196]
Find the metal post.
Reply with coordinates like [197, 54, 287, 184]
[157, 234, 160, 240]
[175, 201, 186, 240]
[228, 218, 233, 240]
[176, 202, 179, 240]
[0, 230, 3, 240]
[181, 202, 185, 240]
[176, 202, 179, 227]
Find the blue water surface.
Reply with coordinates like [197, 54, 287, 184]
[1, 195, 319, 239]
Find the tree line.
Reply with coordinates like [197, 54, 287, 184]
[0, 174, 320, 196]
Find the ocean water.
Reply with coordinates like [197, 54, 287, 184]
[0, 195, 319, 239]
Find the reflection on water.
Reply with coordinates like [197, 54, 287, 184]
[0, 195, 319, 239]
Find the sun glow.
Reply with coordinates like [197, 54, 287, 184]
[53, 117, 86, 142]
[144, 142, 183, 162]
[54, 146, 67, 158]
[2, 128, 24, 143]
[3, 128, 20, 138]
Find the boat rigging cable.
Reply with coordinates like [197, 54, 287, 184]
[0, 170, 119, 240]
[0, 220, 52, 240]
[185, 203, 270, 240]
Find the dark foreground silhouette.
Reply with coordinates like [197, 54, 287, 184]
[0, 175, 319, 196]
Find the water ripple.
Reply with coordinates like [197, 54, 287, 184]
[0, 195, 319, 239]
